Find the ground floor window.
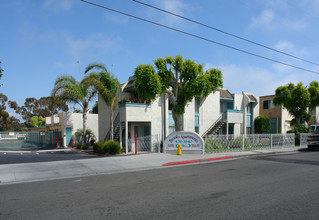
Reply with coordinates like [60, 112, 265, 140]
[195, 126, 199, 134]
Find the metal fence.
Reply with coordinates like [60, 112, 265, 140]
[205, 134, 295, 153]
[300, 133, 312, 146]
[0, 131, 62, 149]
[127, 134, 161, 153]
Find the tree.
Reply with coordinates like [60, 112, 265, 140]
[9, 96, 68, 127]
[273, 82, 312, 127]
[30, 116, 46, 128]
[74, 128, 96, 146]
[308, 81, 319, 110]
[0, 93, 25, 131]
[254, 115, 270, 134]
[84, 62, 120, 140]
[0, 59, 3, 87]
[52, 75, 97, 146]
[134, 55, 223, 131]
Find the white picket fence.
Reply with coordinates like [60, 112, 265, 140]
[300, 133, 312, 146]
[205, 134, 295, 153]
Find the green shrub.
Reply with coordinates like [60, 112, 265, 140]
[205, 139, 223, 152]
[106, 141, 122, 155]
[255, 115, 270, 134]
[75, 144, 88, 150]
[93, 141, 122, 155]
[94, 141, 108, 154]
[229, 137, 252, 149]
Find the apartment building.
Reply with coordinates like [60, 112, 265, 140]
[98, 76, 259, 153]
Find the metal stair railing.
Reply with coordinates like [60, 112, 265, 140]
[201, 112, 226, 138]
[105, 112, 120, 140]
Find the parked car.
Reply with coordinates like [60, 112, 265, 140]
[307, 129, 319, 151]
[309, 125, 319, 132]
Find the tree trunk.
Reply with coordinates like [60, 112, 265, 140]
[110, 105, 114, 141]
[83, 107, 88, 146]
[173, 112, 183, 131]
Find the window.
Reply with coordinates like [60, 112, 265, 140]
[195, 99, 200, 114]
[263, 100, 274, 109]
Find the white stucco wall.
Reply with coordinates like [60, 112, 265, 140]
[150, 96, 164, 140]
[200, 91, 220, 136]
[60, 112, 99, 146]
[281, 107, 293, 133]
[98, 94, 110, 141]
[183, 98, 195, 132]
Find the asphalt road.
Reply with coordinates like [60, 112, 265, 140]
[1, 150, 319, 219]
[0, 149, 96, 164]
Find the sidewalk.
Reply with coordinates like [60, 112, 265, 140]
[0, 147, 305, 185]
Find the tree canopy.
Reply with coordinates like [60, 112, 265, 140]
[84, 62, 120, 140]
[9, 96, 68, 127]
[52, 75, 97, 146]
[0, 93, 25, 131]
[30, 116, 46, 128]
[273, 82, 315, 126]
[134, 55, 223, 131]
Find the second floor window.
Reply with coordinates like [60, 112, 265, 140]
[263, 100, 274, 109]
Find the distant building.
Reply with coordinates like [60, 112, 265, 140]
[259, 95, 293, 133]
[30, 112, 98, 147]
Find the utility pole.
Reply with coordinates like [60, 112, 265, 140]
[77, 61, 82, 79]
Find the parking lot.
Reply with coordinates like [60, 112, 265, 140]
[0, 148, 97, 165]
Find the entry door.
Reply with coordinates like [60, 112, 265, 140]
[65, 127, 72, 146]
[269, 118, 277, 134]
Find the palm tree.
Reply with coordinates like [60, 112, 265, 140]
[84, 62, 120, 141]
[52, 75, 96, 146]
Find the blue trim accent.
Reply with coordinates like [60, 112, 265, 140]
[195, 113, 199, 127]
[220, 97, 234, 101]
[226, 109, 243, 113]
[119, 103, 151, 108]
[246, 113, 252, 127]
[168, 111, 174, 126]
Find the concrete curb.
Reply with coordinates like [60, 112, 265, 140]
[162, 156, 234, 166]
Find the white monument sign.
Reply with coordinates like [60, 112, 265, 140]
[164, 131, 204, 154]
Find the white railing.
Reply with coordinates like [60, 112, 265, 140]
[300, 133, 312, 146]
[127, 134, 161, 153]
[205, 133, 295, 153]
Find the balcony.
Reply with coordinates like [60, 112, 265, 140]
[119, 99, 152, 122]
[223, 109, 243, 124]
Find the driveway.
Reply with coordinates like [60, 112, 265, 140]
[0, 148, 97, 165]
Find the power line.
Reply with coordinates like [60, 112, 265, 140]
[133, 0, 319, 67]
[79, 0, 319, 75]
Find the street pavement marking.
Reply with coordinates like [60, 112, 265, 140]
[0, 151, 32, 154]
[36, 149, 71, 153]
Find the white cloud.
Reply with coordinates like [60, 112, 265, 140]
[250, 10, 275, 30]
[204, 63, 316, 97]
[43, 0, 73, 11]
[66, 34, 123, 59]
[147, 0, 191, 26]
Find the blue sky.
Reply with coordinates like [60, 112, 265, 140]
[1, 0, 319, 116]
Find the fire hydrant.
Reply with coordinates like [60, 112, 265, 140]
[177, 144, 182, 155]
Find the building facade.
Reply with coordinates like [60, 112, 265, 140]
[98, 77, 260, 153]
[31, 112, 99, 147]
[259, 95, 293, 133]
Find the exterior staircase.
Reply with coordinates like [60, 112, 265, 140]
[201, 112, 226, 138]
[105, 113, 124, 141]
